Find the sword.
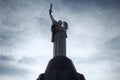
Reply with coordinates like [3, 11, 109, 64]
[49, 3, 53, 14]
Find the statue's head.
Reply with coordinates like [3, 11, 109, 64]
[57, 20, 62, 26]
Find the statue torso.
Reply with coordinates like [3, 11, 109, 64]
[51, 24, 65, 33]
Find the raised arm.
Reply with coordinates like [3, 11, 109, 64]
[49, 4, 57, 24]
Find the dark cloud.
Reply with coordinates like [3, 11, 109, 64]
[0, 55, 30, 76]
[102, 36, 120, 49]
[18, 56, 37, 64]
[0, 55, 14, 61]
[60, 0, 120, 10]
[0, 64, 29, 76]
[71, 51, 120, 65]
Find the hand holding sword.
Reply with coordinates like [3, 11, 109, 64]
[49, 3, 56, 24]
[49, 4, 52, 14]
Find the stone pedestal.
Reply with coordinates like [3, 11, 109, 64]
[37, 56, 85, 80]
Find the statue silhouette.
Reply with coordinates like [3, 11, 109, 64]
[49, 4, 68, 42]
[49, 4, 68, 56]
[36, 4, 86, 80]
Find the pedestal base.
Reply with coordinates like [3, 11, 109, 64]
[37, 56, 85, 80]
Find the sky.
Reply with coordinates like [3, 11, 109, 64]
[0, 0, 120, 80]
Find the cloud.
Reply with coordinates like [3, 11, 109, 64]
[0, 0, 120, 80]
[0, 55, 14, 61]
[18, 56, 37, 64]
[60, 0, 120, 9]
[101, 35, 120, 49]
[17, 56, 49, 65]
[0, 0, 51, 56]
[0, 55, 30, 77]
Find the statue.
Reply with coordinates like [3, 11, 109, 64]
[49, 4, 68, 56]
[49, 4, 68, 42]
[36, 4, 86, 80]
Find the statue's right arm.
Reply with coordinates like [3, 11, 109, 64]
[49, 4, 57, 24]
[49, 13, 57, 24]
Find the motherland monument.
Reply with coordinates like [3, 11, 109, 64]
[37, 4, 86, 80]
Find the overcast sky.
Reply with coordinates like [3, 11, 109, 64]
[0, 0, 120, 80]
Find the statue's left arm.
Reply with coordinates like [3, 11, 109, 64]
[63, 21, 68, 38]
